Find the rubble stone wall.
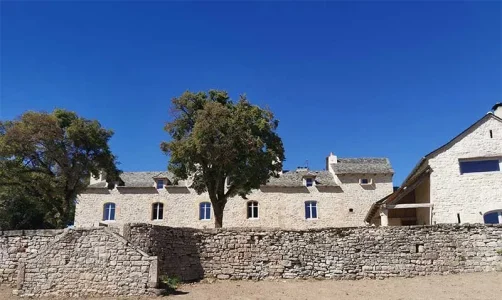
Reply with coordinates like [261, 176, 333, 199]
[0, 229, 64, 285]
[124, 223, 502, 281]
[8, 228, 157, 297]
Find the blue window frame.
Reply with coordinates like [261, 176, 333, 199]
[199, 202, 211, 220]
[305, 201, 317, 219]
[152, 202, 164, 220]
[156, 179, 164, 189]
[103, 203, 116, 221]
[305, 178, 313, 187]
[459, 159, 500, 174]
[483, 211, 502, 224]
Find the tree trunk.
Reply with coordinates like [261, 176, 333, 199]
[212, 201, 225, 228]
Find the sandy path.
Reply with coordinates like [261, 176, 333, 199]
[1, 272, 501, 299]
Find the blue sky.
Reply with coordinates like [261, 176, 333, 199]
[1, 2, 500, 185]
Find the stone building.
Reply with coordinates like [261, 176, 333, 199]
[366, 103, 502, 226]
[75, 154, 393, 229]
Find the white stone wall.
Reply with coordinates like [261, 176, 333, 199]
[429, 117, 502, 224]
[75, 174, 393, 229]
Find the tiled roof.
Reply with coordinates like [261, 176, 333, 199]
[88, 171, 180, 188]
[265, 170, 337, 187]
[331, 158, 393, 174]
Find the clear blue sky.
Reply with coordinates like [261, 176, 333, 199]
[1, 2, 500, 185]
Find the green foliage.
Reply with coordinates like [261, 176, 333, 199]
[161, 90, 285, 228]
[0, 109, 120, 229]
[496, 249, 502, 256]
[159, 275, 181, 291]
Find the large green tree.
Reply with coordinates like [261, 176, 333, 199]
[0, 109, 120, 229]
[161, 90, 285, 228]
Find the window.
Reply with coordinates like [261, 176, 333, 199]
[459, 159, 500, 174]
[360, 178, 372, 185]
[247, 201, 259, 219]
[305, 178, 313, 187]
[199, 202, 211, 220]
[103, 203, 116, 221]
[156, 179, 164, 189]
[152, 202, 164, 220]
[484, 211, 502, 224]
[305, 201, 317, 219]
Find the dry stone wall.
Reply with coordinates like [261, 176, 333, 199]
[125, 223, 502, 281]
[2, 228, 159, 297]
[0, 229, 64, 285]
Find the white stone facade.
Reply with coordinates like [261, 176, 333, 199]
[368, 109, 502, 226]
[75, 173, 393, 229]
[428, 116, 502, 224]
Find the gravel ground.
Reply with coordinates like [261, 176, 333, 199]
[1, 272, 501, 300]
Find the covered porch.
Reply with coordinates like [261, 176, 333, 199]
[367, 167, 432, 226]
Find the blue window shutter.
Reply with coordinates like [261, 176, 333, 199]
[199, 203, 204, 220]
[305, 202, 310, 219]
[207, 203, 211, 219]
[312, 203, 317, 218]
[103, 205, 107, 220]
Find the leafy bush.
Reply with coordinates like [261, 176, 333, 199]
[160, 275, 181, 292]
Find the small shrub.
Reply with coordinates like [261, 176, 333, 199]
[496, 249, 502, 256]
[160, 275, 181, 292]
[458, 255, 466, 261]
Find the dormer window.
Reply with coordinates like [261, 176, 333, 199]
[305, 177, 314, 187]
[360, 178, 372, 185]
[156, 179, 164, 189]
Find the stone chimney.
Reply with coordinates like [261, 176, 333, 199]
[90, 171, 107, 185]
[493, 102, 502, 118]
[326, 152, 338, 174]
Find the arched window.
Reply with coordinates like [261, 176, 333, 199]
[103, 203, 116, 221]
[247, 201, 259, 219]
[199, 202, 211, 220]
[305, 201, 317, 219]
[152, 202, 164, 220]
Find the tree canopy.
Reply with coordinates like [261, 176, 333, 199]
[161, 90, 285, 228]
[0, 109, 120, 229]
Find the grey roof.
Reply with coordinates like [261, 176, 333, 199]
[331, 158, 393, 175]
[265, 170, 337, 187]
[88, 171, 180, 188]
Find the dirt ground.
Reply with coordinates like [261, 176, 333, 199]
[1, 272, 501, 300]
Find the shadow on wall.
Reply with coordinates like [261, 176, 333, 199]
[166, 187, 191, 194]
[124, 224, 204, 281]
[259, 187, 310, 193]
[117, 187, 159, 194]
[317, 186, 344, 193]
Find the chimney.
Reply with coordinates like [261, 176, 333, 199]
[296, 166, 308, 172]
[493, 103, 502, 118]
[90, 171, 107, 185]
[326, 152, 338, 174]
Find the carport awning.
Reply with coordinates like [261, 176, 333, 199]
[385, 167, 432, 206]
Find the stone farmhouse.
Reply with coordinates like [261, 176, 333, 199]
[366, 103, 502, 226]
[75, 155, 394, 229]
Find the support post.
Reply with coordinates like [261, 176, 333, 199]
[380, 208, 389, 227]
